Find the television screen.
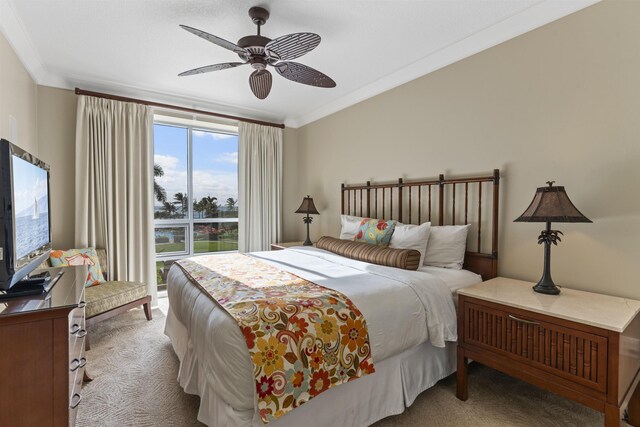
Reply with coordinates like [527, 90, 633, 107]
[11, 154, 50, 261]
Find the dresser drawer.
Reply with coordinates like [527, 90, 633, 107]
[69, 364, 84, 427]
[69, 291, 86, 332]
[68, 345, 86, 396]
[68, 294, 86, 427]
[68, 304, 86, 368]
[462, 300, 608, 393]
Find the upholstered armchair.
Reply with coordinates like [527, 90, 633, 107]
[40, 248, 152, 350]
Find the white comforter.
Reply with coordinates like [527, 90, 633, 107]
[166, 246, 458, 411]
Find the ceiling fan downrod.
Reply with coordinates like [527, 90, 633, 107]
[249, 6, 269, 36]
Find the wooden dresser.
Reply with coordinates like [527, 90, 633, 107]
[0, 266, 87, 427]
[457, 277, 640, 427]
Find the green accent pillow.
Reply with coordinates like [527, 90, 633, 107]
[354, 218, 397, 246]
[49, 248, 106, 287]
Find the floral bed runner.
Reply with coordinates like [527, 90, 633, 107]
[176, 253, 375, 423]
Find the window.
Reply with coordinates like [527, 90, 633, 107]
[153, 120, 239, 290]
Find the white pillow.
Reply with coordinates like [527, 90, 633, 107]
[340, 215, 364, 240]
[389, 222, 431, 265]
[423, 224, 470, 269]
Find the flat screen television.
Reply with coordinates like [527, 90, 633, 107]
[0, 139, 52, 290]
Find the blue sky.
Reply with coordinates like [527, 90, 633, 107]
[154, 124, 238, 206]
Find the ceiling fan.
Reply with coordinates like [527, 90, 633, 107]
[178, 6, 336, 100]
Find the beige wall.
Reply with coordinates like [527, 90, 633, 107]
[36, 86, 77, 249]
[1, 30, 77, 249]
[283, 0, 640, 299]
[0, 32, 38, 154]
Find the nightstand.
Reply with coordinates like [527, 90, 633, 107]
[456, 277, 640, 427]
[270, 241, 307, 250]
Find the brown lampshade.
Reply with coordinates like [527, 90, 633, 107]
[295, 195, 320, 215]
[514, 182, 591, 223]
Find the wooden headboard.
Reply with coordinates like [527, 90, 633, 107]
[341, 169, 500, 280]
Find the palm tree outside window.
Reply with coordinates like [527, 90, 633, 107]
[153, 121, 239, 290]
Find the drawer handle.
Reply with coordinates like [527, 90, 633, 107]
[508, 314, 540, 326]
[77, 300, 86, 309]
[70, 393, 82, 409]
[70, 357, 87, 372]
[76, 329, 87, 338]
[70, 324, 81, 334]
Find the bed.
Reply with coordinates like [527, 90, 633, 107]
[165, 170, 500, 426]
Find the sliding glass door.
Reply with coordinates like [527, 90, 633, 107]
[153, 121, 239, 290]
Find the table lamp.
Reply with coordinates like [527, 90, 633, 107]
[295, 195, 320, 246]
[514, 181, 591, 295]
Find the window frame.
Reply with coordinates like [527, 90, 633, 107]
[153, 117, 239, 266]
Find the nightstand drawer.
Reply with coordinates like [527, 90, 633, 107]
[462, 301, 608, 393]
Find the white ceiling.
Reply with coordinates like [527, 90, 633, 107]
[1, 0, 598, 128]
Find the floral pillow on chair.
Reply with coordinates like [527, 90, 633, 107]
[49, 248, 106, 287]
[354, 218, 397, 246]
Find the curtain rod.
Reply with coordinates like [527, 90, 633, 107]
[74, 88, 285, 129]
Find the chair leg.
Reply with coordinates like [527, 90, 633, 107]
[143, 302, 152, 321]
[84, 333, 90, 351]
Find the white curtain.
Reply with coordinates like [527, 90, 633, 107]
[238, 122, 283, 252]
[75, 95, 156, 300]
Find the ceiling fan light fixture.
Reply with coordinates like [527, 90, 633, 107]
[250, 57, 268, 71]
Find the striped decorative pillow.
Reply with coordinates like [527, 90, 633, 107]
[316, 236, 421, 270]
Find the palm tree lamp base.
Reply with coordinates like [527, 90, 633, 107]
[532, 273, 561, 295]
[532, 224, 562, 295]
[295, 195, 320, 247]
[302, 215, 313, 246]
[533, 283, 561, 295]
[514, 181, 592, 297]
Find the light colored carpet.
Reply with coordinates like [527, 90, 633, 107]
[77, 301, 604, 427]
[76, 307, 201, 426]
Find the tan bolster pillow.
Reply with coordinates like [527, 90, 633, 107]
[316, 236, 421, 271]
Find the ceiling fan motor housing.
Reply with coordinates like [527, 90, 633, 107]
[237, 35, 279, 64]
[237, 35, 270, 52]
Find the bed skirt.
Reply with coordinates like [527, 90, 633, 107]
[165, 305, 456, 427]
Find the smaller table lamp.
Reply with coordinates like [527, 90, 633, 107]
[295, 195, 320, 246]
[514, 181, 591, 295]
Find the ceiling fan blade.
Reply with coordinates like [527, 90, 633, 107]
[249, 70, 273, 99]
[180, 25, 249, 56]
[275, 62, 336, 88]
[178, 62, 247, 77]
[265, 33, 321, 61]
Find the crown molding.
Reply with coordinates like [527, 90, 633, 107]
[44, 70, 286, 125]
[0, 1, 47, 83]
[285, 0, 600, 128]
